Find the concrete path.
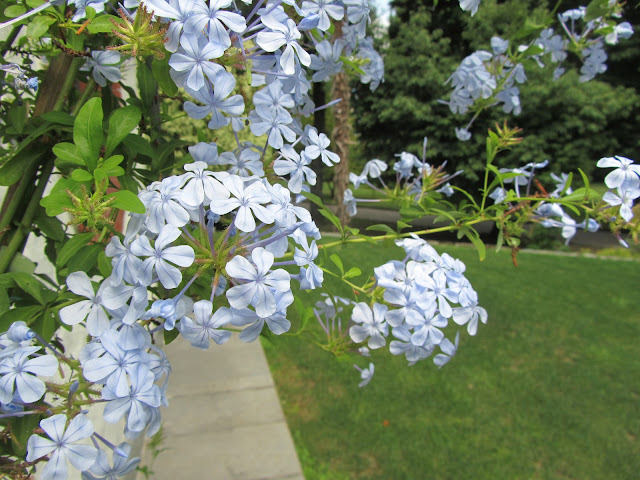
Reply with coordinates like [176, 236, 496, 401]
[137, 335, 304, 480]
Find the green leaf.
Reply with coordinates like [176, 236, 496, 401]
[101, 155, 125, 177]
[562, 187, 595, 203]
[396, 221, 411, 231]
[152, 139, 189, 171]
[343, 267, 362, 279]
[122, 134, 154, 158]
[102, 155, 124, 170]
[466, 231, 486, 261]
[578, 168, 590, 190]
[105, 190, 146, 213]
[365, 224, 395, 234]
[585, 0, 609, 21]
[513, 17, 547, 40]
[0, 290, 8, 315]
[8, 104, 27, 134]
[26, 0, 47, 8]
[297, 190, 324, 208]
[93, 167, 107, 186]
[11, 414, 42, 457]
[85, 6, 96, 20]
[53, 142, 84, 167]
[0, 145, 45, 186]
[40, 191, 73, 216]
[398, 207, 424, 219]
[34, 212, 65, 242]
[56, 232, 94, 268]
[330, 254, 344, 274]
[0, 306, 44, 333]
[137, 61, 157, 113]
[26, 15, 55, 39]
[41, 111, 74, 126]
[67, 244, 102, 273]
[73, 97, 104, 172]
[318, 208, 343, 233]
[105, 106, 141, 156]
[30, 308, 56, 344]
[4, 5, 26, 17]
[152, 55, 178, 96]
[10, 272, 51, 305]
[71, 168, 93, 182]
[97, 251, 112, 278]
[87, 14, 121, 33]
[0, 248, 36, 274]
[164, 327, 180, 345]
[119, 174, 142, 194]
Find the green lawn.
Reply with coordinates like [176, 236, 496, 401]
[263, 243, 640, 480]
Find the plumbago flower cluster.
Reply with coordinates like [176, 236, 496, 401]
[0, 0, 637, 478]
[0, 0, 392, 477]
[445, 0, 634, 140]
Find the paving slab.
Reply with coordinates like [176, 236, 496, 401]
[137, 336, 304, 480]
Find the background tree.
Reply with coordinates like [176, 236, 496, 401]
[353, 0, 640, 186]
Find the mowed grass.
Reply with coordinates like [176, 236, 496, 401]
[262, 243, 640, 480]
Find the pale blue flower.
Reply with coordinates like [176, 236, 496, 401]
[179, 300, 231, 349]
[59, 272, 110, 337]
[597, 156, 640, 190]
[184, 71, 245, 129]
[228, 290, 294, 342]
[130, 226, 195, 289]
[452, 305, 488, 336]
[301, 0, 344, 31]
[181, 161, 230, 208]
[349, 302, 389, 349]
[138, 176, 191, 234]
[210, 175, 274, 232]
[344, 0, 370, 38]
[304, 127, 339, 166]
[27, 414, 98, 480]
[253, 79, 295, 117]
[390, 326, 434, 365]
[169, 34, 225, 91]
[0, 348, 58, 404]
[274, 145, 316, 193]
[102, 364, 162, 434]
[459, 0, 481, 16]
[433, 332, 459, 368]
[362, 159, 387, 178]
[309, 40, 344, 82]
[354, 362, 374, 388]
[225, 247, 291, 317]
[256, 14, 311, 75]
[189, 142, 219, 165]
[82, 442, 139, 480]
[184, 0, 246, 48]
[249, 108, 296, 150]
[82, 329, 148, 397]
[85, 51, 121, 87]
[603, 187, 640, 222]
[219, 148, 265, 177]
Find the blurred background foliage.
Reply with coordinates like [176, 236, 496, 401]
[351, 0, 640, 188]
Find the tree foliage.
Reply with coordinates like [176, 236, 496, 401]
[353, 0, 640, 185]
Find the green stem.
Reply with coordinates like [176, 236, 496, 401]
[52, 57, 82, 112]
[319, 218, 487, 251]
[479, 154, 495, 212]
[0, 159, 54, 274]
[71, 78, 96, 116]
[0, 25, 21, 57]
[0, 159, 39, 235]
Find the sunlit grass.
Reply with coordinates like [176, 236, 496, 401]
[263, 244, 640, 480]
